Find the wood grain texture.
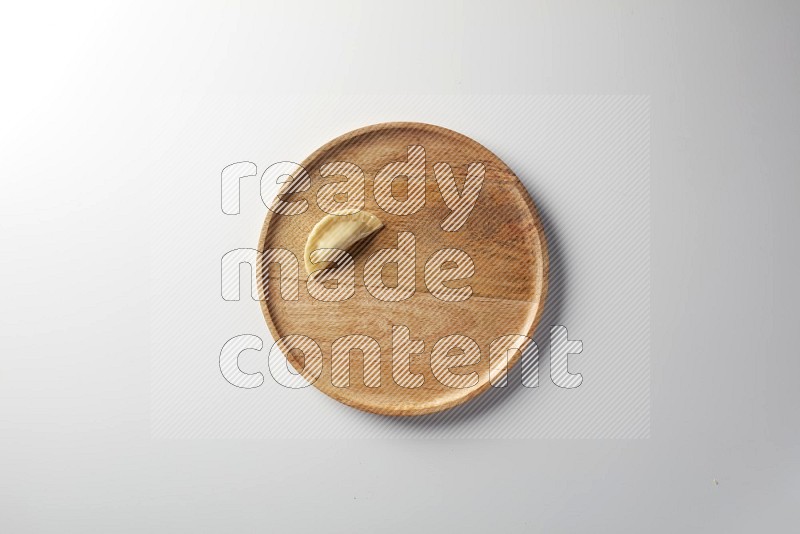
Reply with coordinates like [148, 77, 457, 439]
[257, 122, 548, 416]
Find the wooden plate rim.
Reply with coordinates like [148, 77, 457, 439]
[257, 121, 549, 416]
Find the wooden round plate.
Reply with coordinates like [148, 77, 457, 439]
[258, 122, 547, 416]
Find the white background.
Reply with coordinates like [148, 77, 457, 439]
[1, 1, 799, 532]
